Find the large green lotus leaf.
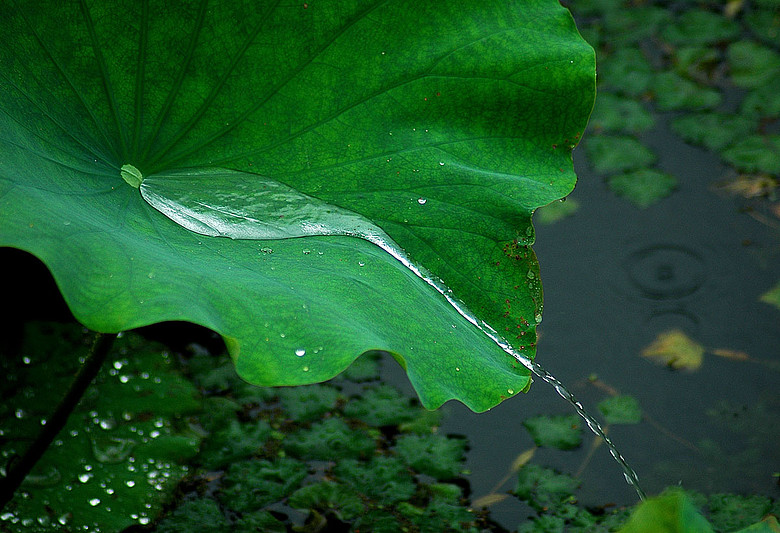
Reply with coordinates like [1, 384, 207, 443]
[0, 0, 595, 411]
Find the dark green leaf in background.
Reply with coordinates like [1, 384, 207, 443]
[607, 169, 678, 208]
[523, 414, 583, 450]
[0, 0, 595, 411]
[585, 135, 656, 174]
[597, 395, 642, 424]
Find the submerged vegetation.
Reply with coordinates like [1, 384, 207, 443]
[2, 324, 778, 531]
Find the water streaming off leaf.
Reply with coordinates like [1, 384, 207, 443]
[138, 167, 645, 499]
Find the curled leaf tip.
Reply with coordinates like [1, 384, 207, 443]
[120, 164, 144, 188]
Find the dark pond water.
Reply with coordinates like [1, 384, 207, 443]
[412, 105, 780, 529]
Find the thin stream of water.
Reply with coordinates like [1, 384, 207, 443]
[365, 232, 647, 501]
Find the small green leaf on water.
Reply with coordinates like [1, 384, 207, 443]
[651, 71, 722, 111]
[660, 10, 740, 45]
[513, 464, 580, 512]
[535, 197, 580, 224]
[283, 418, 375, 460]
[722, 135, 780, 175]
[607, 169, 678, 208]
[219, 457, 308, 512]
[619, 489, 714, 533]
[728, 41, 780, 88]
[589, 93, 654, 134]
[120, 164, 143, 188]
[760, 281, 780, 310]
[277, 384, 341, 422]
[598, 48, 655, 97]
[394, 434, 467, 480]
[707, 493, 773, 532]
[155, 498, 229, 533]
[640, 329, 704, 371]
[671, 113, 756, 152]
[523, 414, 583, 450]
[343, 384, 419, 426]
[598, 395, 642, 424]
[585, 135, 656, 174]
[288, 481, 365, 520]
[334, 456, 416, 504]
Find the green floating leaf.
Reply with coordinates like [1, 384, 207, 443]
[277, 384, 341, 422]
[708, 493, 773, 532]
[619, 489, 714, 533]
[607, 169, 678, 208]
[673, 46, 721, 82]
[288, 481, 365, 521]
[283, 418, 375, 460]
[343, 384, 419, 426]
[333, 456, 416, 505]
[661, 10, 740, 45]
[219, 457, 308, 512]
[745, 9, 780, 44]
[0, 326, 202, 532]
[197, 419, 272, 469]
[672, 113, 757, 152]
[0, 0, 595, 412]
[597, 395, 642, 424]
[602, 7, 671, 43]
[155, 498, 229, 533]
[513, 464, 580, 513]
[598, 48, 655, 97]
[728, 41, 780, 88]
[394, 434, 467, 480]
[523, 414, 583, 450]
[741, 75, 780, 119]
[233, 511, 287, 533]
[585, 135, 656, 174]
[651, 71, 722, 111]
[760, 281, 780, 311]
[534, 198, 580, 225]
[589, 93, 655, 134]
[722, 135, 780, 174]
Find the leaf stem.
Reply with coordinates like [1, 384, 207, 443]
[0, 331, 117, 510]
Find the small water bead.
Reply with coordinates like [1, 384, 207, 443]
[417, 197, 427, 205]
[88, 498, 101, 507]
[22, 356, 31, 365]
[302, 366, 310, 372]
[78, 473, 91, 483]
[14, 409, 26, 419]
[126, 480, 135, 488]
[358, 261, 365, 267]
[302, 249, 311, 255]
[295, 348, 306, 357]
[507, 389, 514, 395]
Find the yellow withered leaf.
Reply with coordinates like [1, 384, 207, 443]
[641, 329, 704, 371]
